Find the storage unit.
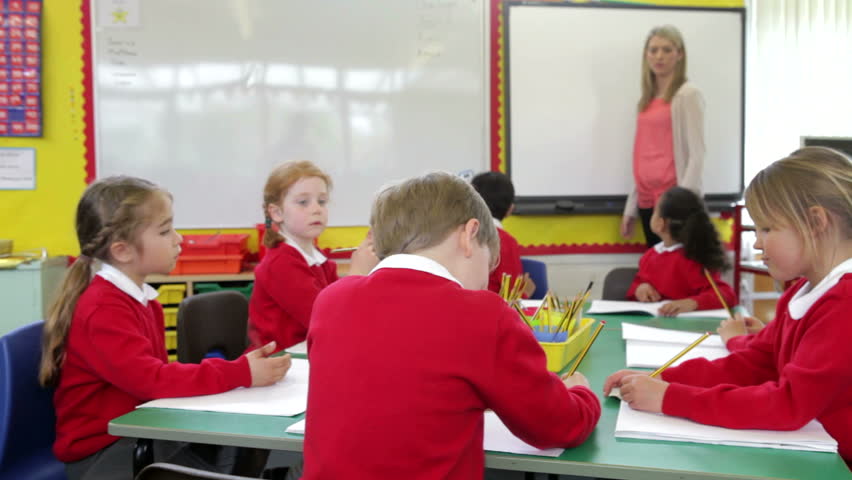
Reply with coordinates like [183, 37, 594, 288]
[0, 257, 67, 336]
[194, 281, 253, 299]
[171, 234, 249, 275]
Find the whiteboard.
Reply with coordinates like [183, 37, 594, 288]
[506, 4, 743, 210]
[91, 0, 488, 227]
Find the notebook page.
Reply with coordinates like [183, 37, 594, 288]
[621, 323, 725, 348]
[615, 402, 837, 453]
[138, 359, 309, 417]
[625, 341, 730, 368]
[484, 411, 565, 457]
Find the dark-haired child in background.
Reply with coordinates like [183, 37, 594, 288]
[471, 171, 535, 298]
[627, 186, 736, 316]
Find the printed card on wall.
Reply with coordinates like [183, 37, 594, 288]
[0, 0, 41, 137]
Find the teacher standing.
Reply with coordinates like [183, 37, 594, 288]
[621, 25, 705, 248]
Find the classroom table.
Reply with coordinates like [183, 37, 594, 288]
[109, 314, 852, 480]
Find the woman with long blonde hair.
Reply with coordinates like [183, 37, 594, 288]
[621, 25, 706, 248]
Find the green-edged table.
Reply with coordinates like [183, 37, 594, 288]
[110, 315, 852, 479]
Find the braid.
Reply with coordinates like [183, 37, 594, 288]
[39, 176, 163, 387]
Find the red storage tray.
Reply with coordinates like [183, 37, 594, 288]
[181, 234, 248, 256]
[170, 255, 244, 274]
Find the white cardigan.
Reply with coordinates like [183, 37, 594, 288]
[624, 81, 706, 217]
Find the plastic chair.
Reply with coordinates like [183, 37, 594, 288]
[521, 258, 548, 300]
[177, 291, 249, 363]
[136, 462, 257, 480]
[0, 321, 67, 480]
[602, 267, 639, 300]
[174, 291, 267, 477]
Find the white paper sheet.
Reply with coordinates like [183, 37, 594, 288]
[587, 300, 729, 319]
[621, 323, 724, 348]
[620, 323, 729, 368]
[625, 341, 730, 368]
[137, 359, 309, 417]
[615, 402, 837, 453]
[483, 411, 565, 457]
[519, 299, 542, 310]
[285, 341, 308, 355]
[286, 412, 565, 457]
[285, 419, 306, 434]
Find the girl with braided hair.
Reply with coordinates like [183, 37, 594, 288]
[39, 176, 291, 480]
[626, 185, 736, 316]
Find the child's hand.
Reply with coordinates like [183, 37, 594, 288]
[603, 369, 647, 396]
[717, 316, 747, 343]
[717, 311, 764, 342]
[635, 283, 661, 302]
[658, 299, 698, 316]
[349, 231, 379, 275]
[618, 374, 668, 413]
[741, 312, 765, 334]
[560, 371, 591, 390]
[620, 215, 635, 239]
[523, 277, 537, 298]
[246, 342, 292, 387]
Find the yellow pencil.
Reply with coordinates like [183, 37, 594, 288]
[703, 269, 734, 319]
[564, 321, 606, 376]
[649, 332, 711, 378]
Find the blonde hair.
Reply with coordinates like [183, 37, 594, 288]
[40, 176, 168, 387]
[638, 25, 688, 112]
[370, 171, 499, 266]
[262, 161, 332, 249]
[745, 146, 852, 271]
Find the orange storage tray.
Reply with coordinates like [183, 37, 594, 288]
[181, 234, 248, 256]
[170, 254, 244, 275]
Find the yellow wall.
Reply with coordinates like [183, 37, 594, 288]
[0, 1, 87, 255]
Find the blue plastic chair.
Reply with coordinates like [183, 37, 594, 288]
[0, 321, 67, 480]
[521, 258, 549, 300]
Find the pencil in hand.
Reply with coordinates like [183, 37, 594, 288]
[703, 268, 733, 319]
[649, 331, 711, 378]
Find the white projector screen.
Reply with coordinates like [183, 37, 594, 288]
[506, 3, 744, 213]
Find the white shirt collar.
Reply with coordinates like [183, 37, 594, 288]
[788, 257, 852, 320]
[654, 242, 684, 253]
[492, 218, 503, 229]
[282, 233, 327, 267]
[369, 254, 463, 287]
[96, 262, 160, 306]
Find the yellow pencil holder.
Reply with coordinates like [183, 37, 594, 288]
[535, 317, 595, 373]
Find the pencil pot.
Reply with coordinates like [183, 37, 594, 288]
[536, 317, 595, 373]
[533, 327, 568, 343]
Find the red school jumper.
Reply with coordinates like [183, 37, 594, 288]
[626, 243, 736, 310]
[248, 241, 338, 350]
[487, 225, 524, 295]
[53, 276, 251, 462]
[661, 265, 852, 465]
[302, 255, 601, 480]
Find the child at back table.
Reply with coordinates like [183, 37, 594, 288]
[40, 176, 291, 480]
[627, 185, 736, 316]
[605, 147, 852, 466]
[471, 171, 535, 298]
[248, 161, 378, 350]
[303, 172, 601, 480]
